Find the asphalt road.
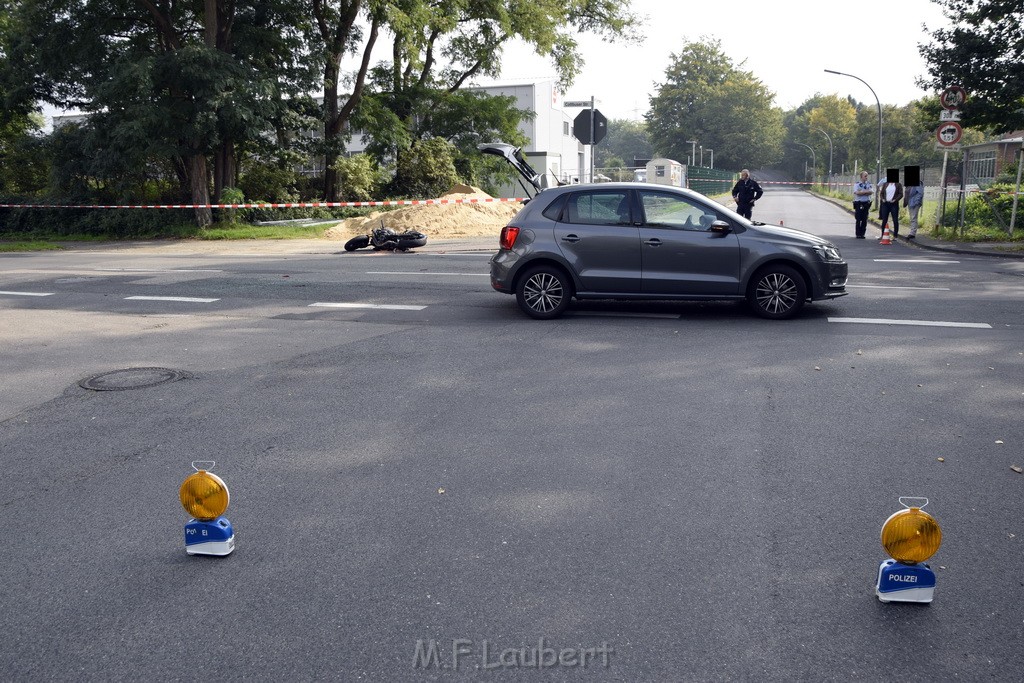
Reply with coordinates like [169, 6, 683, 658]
[1, 189, 1023, 681]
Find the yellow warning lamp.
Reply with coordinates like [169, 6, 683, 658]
[880, 505, 942, 564]
[179, 469, 230, 521]
[180, 461, 235, 556]
[875, 497, 940, 603]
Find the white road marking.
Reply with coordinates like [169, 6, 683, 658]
[309, 302, 427, 311]
[829, 317, 991, 329]
[124, 296, 220, 303]
[366, 271, 487, 276]
[95, 268, 223, 272]
[0, 290, 54, 297]
[846, 284, 950, 291]
[873, 259, 960, 264]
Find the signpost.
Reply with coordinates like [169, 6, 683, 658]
[936, 87, 968, 230]
[568, 96, 606, 182]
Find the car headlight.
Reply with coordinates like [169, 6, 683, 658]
[813, 244, 843, 262]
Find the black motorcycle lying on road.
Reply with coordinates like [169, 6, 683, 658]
[344, 222, 428, 252]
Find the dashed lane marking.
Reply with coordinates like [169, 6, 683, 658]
[873, 259, 960, 264]
[366, 271, 488, 276]
[828, 317, 991, 329]
[0, 290, 55, 297]
[846, 284, 951, 290]
[95, 268, 224, 272]
[124, 296, 220, 303]
[309, 302, 427, 311]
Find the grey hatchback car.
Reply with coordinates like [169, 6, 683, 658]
[489, 182, 848, 320]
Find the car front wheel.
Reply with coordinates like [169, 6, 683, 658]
[748, 265, 807, 319]
[515, 265, 572, 319]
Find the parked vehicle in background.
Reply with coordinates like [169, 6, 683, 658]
[479, 144, 848, 320]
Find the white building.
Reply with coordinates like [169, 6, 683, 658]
[472, 79, 590, 194]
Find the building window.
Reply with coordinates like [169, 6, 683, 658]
[970, 151, 997, 182]
[564, 121, 570, 136]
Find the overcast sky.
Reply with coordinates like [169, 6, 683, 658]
[486, 0, 953, 120]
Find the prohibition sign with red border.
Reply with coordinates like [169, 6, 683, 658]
[936, 121, 963, 146]
[940, 86, 967, 110]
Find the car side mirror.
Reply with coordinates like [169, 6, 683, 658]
[709, 220, 732, 235]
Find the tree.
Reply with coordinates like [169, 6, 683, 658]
[361, 0, 639, 191]
[596, 119, 652, 168]
[646, 39, 783, 171]
[918, 0, 1024, 133]
[308, 0, 383, 202]
[2, 0, 319, 225]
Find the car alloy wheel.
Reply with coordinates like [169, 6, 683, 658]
[749, 265, 806, 319]
[516, 265, 572, 319]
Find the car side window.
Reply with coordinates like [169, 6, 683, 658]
[563, 191, 632, 225]
[638, 190, 720, 231]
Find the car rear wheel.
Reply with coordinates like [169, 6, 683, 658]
[748, 265, 806, 319]
[515, 265, 572, 319]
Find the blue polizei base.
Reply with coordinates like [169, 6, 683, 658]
[184, 517, 235, 556]
[875, 559, 935, 603]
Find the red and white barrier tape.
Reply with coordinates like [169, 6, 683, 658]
[2, 186, 1019, 209]
[0, 196, 530, 210]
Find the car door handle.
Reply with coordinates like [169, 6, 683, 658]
[561, 234, 581, 243]
[643, 238, 662, 247]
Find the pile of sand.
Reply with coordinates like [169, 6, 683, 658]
[324, 184, 522, 241]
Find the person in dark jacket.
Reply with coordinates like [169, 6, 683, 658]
[731, 169, 764, 220]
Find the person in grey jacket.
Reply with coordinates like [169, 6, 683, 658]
[903, 182, 924, 239]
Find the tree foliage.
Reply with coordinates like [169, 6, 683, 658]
[918, 0, 1024, 133]
[1, 0, 321, 224]
[596, 119, 653, 168]
[358, 0, 639, 193]
[646, 39, 783, 171]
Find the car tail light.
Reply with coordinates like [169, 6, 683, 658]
[499, 225, 521, 250]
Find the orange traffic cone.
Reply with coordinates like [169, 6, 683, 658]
[879, 224, 892, 245]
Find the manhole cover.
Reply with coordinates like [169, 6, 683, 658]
[79, 367, 188, 391]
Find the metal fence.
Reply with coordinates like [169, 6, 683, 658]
[687, 167, 735, 196]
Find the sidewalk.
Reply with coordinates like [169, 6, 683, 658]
[885, 227, 1024, 259]
[821, 194, 1024, 260]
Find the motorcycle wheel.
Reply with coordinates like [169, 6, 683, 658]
[344, 235, 370, 251]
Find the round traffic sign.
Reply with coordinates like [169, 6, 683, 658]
[936, 122, 963, 146]
[940, 86, 967, 110]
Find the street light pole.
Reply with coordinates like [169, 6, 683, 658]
[825, 68, 881, 208]
[795, 142, 816, 185]
[686, 139, 697, 168]
[814, 128, 833, 190]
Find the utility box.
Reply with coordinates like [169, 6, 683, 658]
[646, 158, 685, 187]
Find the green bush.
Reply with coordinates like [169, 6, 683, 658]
[390, 138, 461, 199]
[333, 154, 382, 202]
[239, 163, 299, 203]
[937, 183, 1020, 236]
